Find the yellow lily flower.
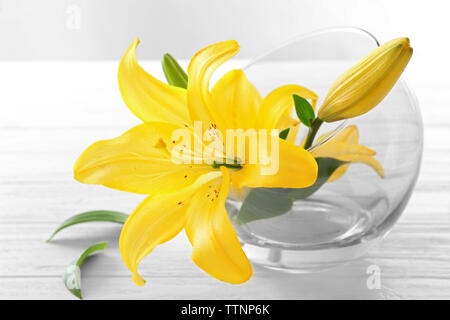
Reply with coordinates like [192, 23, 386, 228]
[311, 125, 384, 181]
[318, 37, 412, 122]
[74, 39, 318, 285]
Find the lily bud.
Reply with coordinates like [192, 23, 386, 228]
[318, 37, 412, 122]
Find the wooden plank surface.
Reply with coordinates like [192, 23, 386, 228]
[0, 62, 449, 299]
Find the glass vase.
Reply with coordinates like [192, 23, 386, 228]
[226, 27, 423, 272]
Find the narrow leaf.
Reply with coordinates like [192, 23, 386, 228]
[63, 241, 108, 299]
[235, 188, 293, 225]
[162, 53, 188, 89]
[288, 157, 347, 200]
[279, 128, 290, 140]
[293, 94, 315, 127]
[47, 210, 128, 242]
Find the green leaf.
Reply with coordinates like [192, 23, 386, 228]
[63, 241, 108, 299]
[47, 210, 128, 242]
[293, 94, 315, 127]
[288, 157, 347, 200]
[162, 53, 188, 89]
[235, 188, 293, 225]
[279, 128, 290, 140]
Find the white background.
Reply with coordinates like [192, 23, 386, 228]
[0, 0, 449, 86]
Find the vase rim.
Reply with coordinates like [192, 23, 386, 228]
[243, 26, 380, 70]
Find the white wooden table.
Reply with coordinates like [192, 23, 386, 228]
[0, 61, 449, 299]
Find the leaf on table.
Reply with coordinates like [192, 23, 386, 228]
[235, 188, 293, 225]
[288, 157, 347, 200]
[63, 241, 108, 299]
[47, 210, 128, 242]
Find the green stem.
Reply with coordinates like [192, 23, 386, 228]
[303, 118, 323, 150]
[212, 160, 243, 170]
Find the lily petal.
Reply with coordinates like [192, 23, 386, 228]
[232, 138, 318, 188]
[327, 164, 350, 182]
[148, 121, 226, 165]
[74, 123, 212, 195]
[187, 40, 240, 127]
[338, 154, 385, 178]
[286, 123, 300, 144]
[185, 167, 252, 284]
[318, 125, 359, 144]
[120, 171, 223, 285]
[312, 141, 375, 158]
[211, 69, 262, 131]
[118, 38, 190, 126]
[312, 125, 384, 181]
[257, 85, 318, 130]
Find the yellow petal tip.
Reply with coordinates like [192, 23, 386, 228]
[220, 39, 239, 50]
[230, 40, 239, 50]
[132, 272, 146, 286]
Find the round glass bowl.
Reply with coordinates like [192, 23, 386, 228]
[226, 27, 423, 272]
